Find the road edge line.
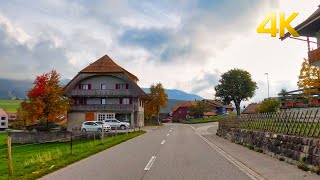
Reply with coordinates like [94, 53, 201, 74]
[196, 132, 265, 180]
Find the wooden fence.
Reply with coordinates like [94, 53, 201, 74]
[219, 109, 320, 138]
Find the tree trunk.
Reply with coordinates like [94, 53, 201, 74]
[235, 101, 241, 116]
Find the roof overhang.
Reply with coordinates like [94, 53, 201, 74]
[281, 7, 320, 40]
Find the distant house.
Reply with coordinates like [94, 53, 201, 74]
[202, 99, 234, 115]
[171, 100, 234, 122]
[7, 113, 17, 125]
[242, 103, 260, 114]
[171, 101, 197, 122]
[0, 108, 8, 130]
[64, 55, 147, 131]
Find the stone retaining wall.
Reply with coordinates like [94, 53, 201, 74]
[217, 127, 320, 167]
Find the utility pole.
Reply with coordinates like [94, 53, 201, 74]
[265, 73, 269, 98]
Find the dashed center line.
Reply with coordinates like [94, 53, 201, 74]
[144, 156, 156, 171]
[167, 134, 170, 136]
[170, 130, 172, 132]
[161, 140, 165, 145]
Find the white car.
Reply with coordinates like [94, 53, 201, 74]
[103, 119, 130, 130]
[81, 121, 111, 132]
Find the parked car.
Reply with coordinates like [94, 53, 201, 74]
[103, 119, 130, 130]
[81, 121, 111, 132]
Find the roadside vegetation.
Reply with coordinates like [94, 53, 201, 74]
[0, 100, 23, 113]
[0, 131, 144, 179]
[183, 116, 226, 124]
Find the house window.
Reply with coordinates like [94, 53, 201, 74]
[116, 83, 129, 89]
[101, 84, 107, 89]
[79, 84, 91, 90]
[122, 98, 130, 104]
[1, 122, 5, 126]
[97, 113, 115, 121]
[101, 98, 106, 104]
[78, 98, 86, 105]
[179, 111, 181, 114]
[1, 117, 5, 120]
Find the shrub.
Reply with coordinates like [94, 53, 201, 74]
[298, 163, 309, 171]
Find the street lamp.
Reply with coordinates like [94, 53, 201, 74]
[265, 73, 269, 98]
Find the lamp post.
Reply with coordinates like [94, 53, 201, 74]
[265, 73, 269, 98]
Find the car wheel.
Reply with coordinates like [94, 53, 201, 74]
[82, 128, 86, 132]
[97, 128, 102, 132]
[120, 125, 126, 130]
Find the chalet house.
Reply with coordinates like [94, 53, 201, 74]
[241, 103, 260, 114]
[171, 100, 234, 122]
[0, 108, 8, 130]
[64, 55, 147, 131]
[280, 5, 320, 108]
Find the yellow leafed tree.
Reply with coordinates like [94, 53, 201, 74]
[297, 58, 320, 96]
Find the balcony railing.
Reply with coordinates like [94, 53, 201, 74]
[71, 89, 132, 97]
[308, 48, 320, 65]
[71, 104, 134, 111]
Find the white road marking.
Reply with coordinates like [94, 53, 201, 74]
[144, 156, 156, 171]
[196, 132, 264, 180]
[170, 130, 172, 132]
[186, 124, 195, 130]
[167, 134, 169, 136]
[161, 140, 165, 145]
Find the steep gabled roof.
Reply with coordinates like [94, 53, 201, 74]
[80, 55, 138, 81]
[242, 103, 260, 114]
[0, 108, 8, 116]
[171, 101, 197, 112]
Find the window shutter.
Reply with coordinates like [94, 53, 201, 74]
[129, 98, 133, 104]
[73, 98, 77, 105]
[84, 98, 87, 105]
[116, 84, 119, 89]
[126, 84, 129, 89]
[142, 101, 144, 108]
[88, 84, 91, 90]
[119, 98, 122, 104]
[79, 84, 82, 89]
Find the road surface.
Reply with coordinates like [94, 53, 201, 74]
[42, 124, 252, 180]
[42, 123, 319, 180]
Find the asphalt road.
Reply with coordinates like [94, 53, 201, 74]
[42, 124, 252, 180]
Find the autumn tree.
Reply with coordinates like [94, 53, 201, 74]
[215, 69, 257, 115]
[297, 58, 320, 96]
[144, 83, 168, 124]
[190, 101, 212, 118]
[256, 98, 280, 113]
[13, 102, 34, 129]
[25, 70, 70, 129]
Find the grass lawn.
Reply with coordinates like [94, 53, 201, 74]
[0, 100, 23, 113]
[0, 131, 145, 179]
[184, 116, 227, 124]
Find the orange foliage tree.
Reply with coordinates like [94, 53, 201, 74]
[25, 70, 70, 128]
[297, 58, 320, 96]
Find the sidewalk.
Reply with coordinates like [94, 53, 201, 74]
[196, 123, 319, 180]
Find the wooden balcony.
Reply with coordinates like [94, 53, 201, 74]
[71, 89, 132, 97]
[71, 104, 134, 111]
[308, 48, 320, 65]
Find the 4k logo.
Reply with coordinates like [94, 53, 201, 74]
[257, 12, 300, 38]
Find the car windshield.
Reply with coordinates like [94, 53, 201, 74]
[95, 122, 102, 125]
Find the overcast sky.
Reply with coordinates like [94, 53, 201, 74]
[0, 0, 319, 105]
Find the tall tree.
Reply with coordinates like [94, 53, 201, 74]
[215, 68, 257, 115]
[297, 58, 320, 96]
[144, 83, 168, 124]
[25, 70, 70, 128]
[190, 101, 212, 118]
